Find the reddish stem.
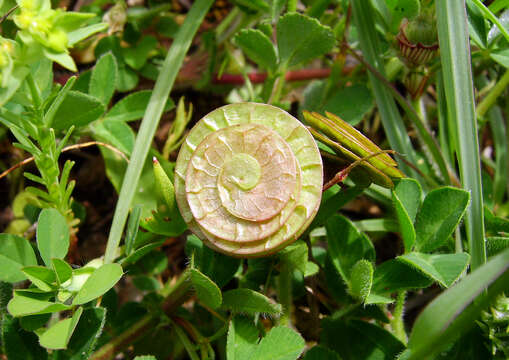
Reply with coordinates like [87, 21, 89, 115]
[213, 68, 332, 85]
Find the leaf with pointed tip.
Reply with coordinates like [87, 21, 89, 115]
[222, 289, 281, 316]
[189, 268, 222, 309]
[39, 307, 83, 349]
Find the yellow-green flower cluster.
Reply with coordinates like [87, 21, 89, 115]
[14, 0, 69, 53]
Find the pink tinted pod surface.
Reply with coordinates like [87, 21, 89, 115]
[175, 103, 323, 257]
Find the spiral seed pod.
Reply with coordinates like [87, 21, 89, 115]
[175, 103, 323, 257]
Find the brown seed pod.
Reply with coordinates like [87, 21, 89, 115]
[174, 103, 323, 257]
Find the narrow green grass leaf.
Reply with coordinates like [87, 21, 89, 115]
[351, 0, 416, 176]
[436, 0, 486, 269]
[104, 0, 214, 263]
[404, 247, 509, 359]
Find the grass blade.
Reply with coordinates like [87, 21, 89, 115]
[350, 0, 417, 177]
[104, 0, 214, 263]
[436, 1, 486, 270]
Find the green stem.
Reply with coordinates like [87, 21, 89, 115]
[104, 0, 214, 264]
[477, 69, 509, 119]
[268, 72, 286, 104]
[391, 291, 407, 344]
[278, 261, 293, 326]
[90, 272, 193, 360]
[437, 0, 486, 271]
[26, 73, 42, 112]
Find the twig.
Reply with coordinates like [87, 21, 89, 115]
[0, 141, 128, 180]
[213, 68, 333, 85]
[0, 5, 18, 24]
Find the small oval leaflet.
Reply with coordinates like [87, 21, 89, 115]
[175, 103, 323, 257]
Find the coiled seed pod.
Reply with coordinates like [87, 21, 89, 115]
[175, 103, 323, 257]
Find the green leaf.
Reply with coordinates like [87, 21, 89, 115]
[122, 36, 158, 70]
[21, 266, 56, 291]
[19, 313, 51, 332]
[486, 236, 509, 257]
[251, 326, 305, 360]
[326, 214, 375, 282]
[226, 316, 259, 360]
[234, 29, 277, 72]
[8, 292, 71, 317]
[414, 187, 470, 252]
[222, 289, 282, 315]
[89, 53, 118, 105]
[398, 252, 470, 288]
[0, 66, 29, 108]
[303, 346, 341, 360]
[43, 50, 77, 72]
[120, 241, 165, 265]
[68, 22, 109, 46]
[52, 258, 73, 285]
[0, 233, 37, 283]
[1, 315, 48, 360]
[277, 13, 335, 67]
[466, 0, 488, 48]
[189, 268, 222, 309]
[134, 357, 157, 360]
[39, 307, 83, 349]
[490, 49, 509, 68]
[404, 248, 509, 359]
[125, 205, 142, 256]
[372, 259, 433, 294]
[322, 318, 405, 360]
[93, 118, 135, 155]
[65, 307, 107, 359]
[349, 259, 373, 303]
[278, 241, 308, 275]
[153, 158, 176, 211]
[185, 235, 241, 288]
[52, 91, 105, 131]
[73, 263, 123, 305]
[36, 208, 70, 267]
[323, 84, 374, 126]
[104, 90, 174, 122]
[392, 178, 422, 252]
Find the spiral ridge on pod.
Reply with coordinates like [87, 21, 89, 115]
[175, 103, 323, 257]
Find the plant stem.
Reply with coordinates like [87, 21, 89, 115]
[391, 290, 407, 344]
[436, 0, 486, 271]
[90, 272, 193, 360]
[477, 69, 509, 119]
[104, 0, 214, 264]
[278, 261, 293, 326]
